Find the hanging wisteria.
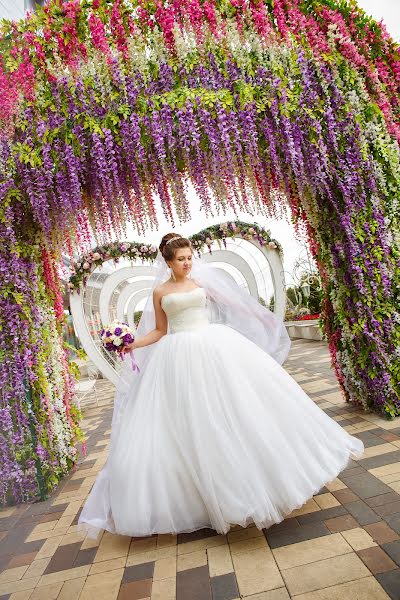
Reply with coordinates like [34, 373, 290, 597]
[0, 0, 399, 504]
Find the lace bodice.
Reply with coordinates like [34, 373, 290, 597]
[161, 287, 209, 333]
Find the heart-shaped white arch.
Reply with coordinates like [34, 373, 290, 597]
[69, 237, 286, 385]
[117, 284, 153, 329]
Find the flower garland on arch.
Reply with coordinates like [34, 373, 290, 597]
[67, 220, 282, 292]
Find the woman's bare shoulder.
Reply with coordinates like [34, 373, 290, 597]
[153, 283, 172, 297]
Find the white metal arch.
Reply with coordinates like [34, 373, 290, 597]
[70, 234, 286, 384]
[99, 265, 156, 325]
[200, 250, 258, 296]
[125, 288, 153, 330]
[70, 291, 118, 383]
[116, 281, 153, 322]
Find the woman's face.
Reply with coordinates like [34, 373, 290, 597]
[168, 247, 193, 277]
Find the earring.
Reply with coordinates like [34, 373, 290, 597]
[169, 267, 176, 282]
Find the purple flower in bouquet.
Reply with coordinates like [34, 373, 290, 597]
[100, 321, 134, 352]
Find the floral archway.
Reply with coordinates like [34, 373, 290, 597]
[0, 0, 399, 504]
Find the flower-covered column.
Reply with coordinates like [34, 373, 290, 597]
[0, 207, 82, 504]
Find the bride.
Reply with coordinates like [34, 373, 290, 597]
[78, 232, 364, 537]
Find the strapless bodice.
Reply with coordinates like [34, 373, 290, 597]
[161, 287, 209, 333]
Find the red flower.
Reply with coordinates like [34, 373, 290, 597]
[296, 314, 321, 321]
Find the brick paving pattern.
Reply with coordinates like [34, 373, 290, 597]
[1, 339, 400, 599]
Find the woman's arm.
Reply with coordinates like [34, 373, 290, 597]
[121, 288, 167, 353]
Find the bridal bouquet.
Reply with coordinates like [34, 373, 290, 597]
[100, 321, 140, 372]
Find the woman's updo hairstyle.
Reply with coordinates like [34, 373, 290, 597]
[159, 233, 192, 262]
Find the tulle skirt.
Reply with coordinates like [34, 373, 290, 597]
[79, 324, 364, 536]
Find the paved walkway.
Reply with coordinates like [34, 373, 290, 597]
[1, 339, 400, 599]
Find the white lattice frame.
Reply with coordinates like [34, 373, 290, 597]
[69, 239, 286, 385]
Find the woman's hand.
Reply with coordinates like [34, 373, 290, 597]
[119, 341, 136, 355]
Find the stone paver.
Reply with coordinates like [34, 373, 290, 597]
[1, 339, 399, 599]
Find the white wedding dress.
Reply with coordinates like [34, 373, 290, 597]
[80, 285, 364, 537]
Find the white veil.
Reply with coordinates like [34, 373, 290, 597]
[78, 249, 291, 536]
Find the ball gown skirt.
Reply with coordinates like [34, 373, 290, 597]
[79, 287, 364, 537]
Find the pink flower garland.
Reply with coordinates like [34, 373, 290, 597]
[88, 13, 110, 55]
